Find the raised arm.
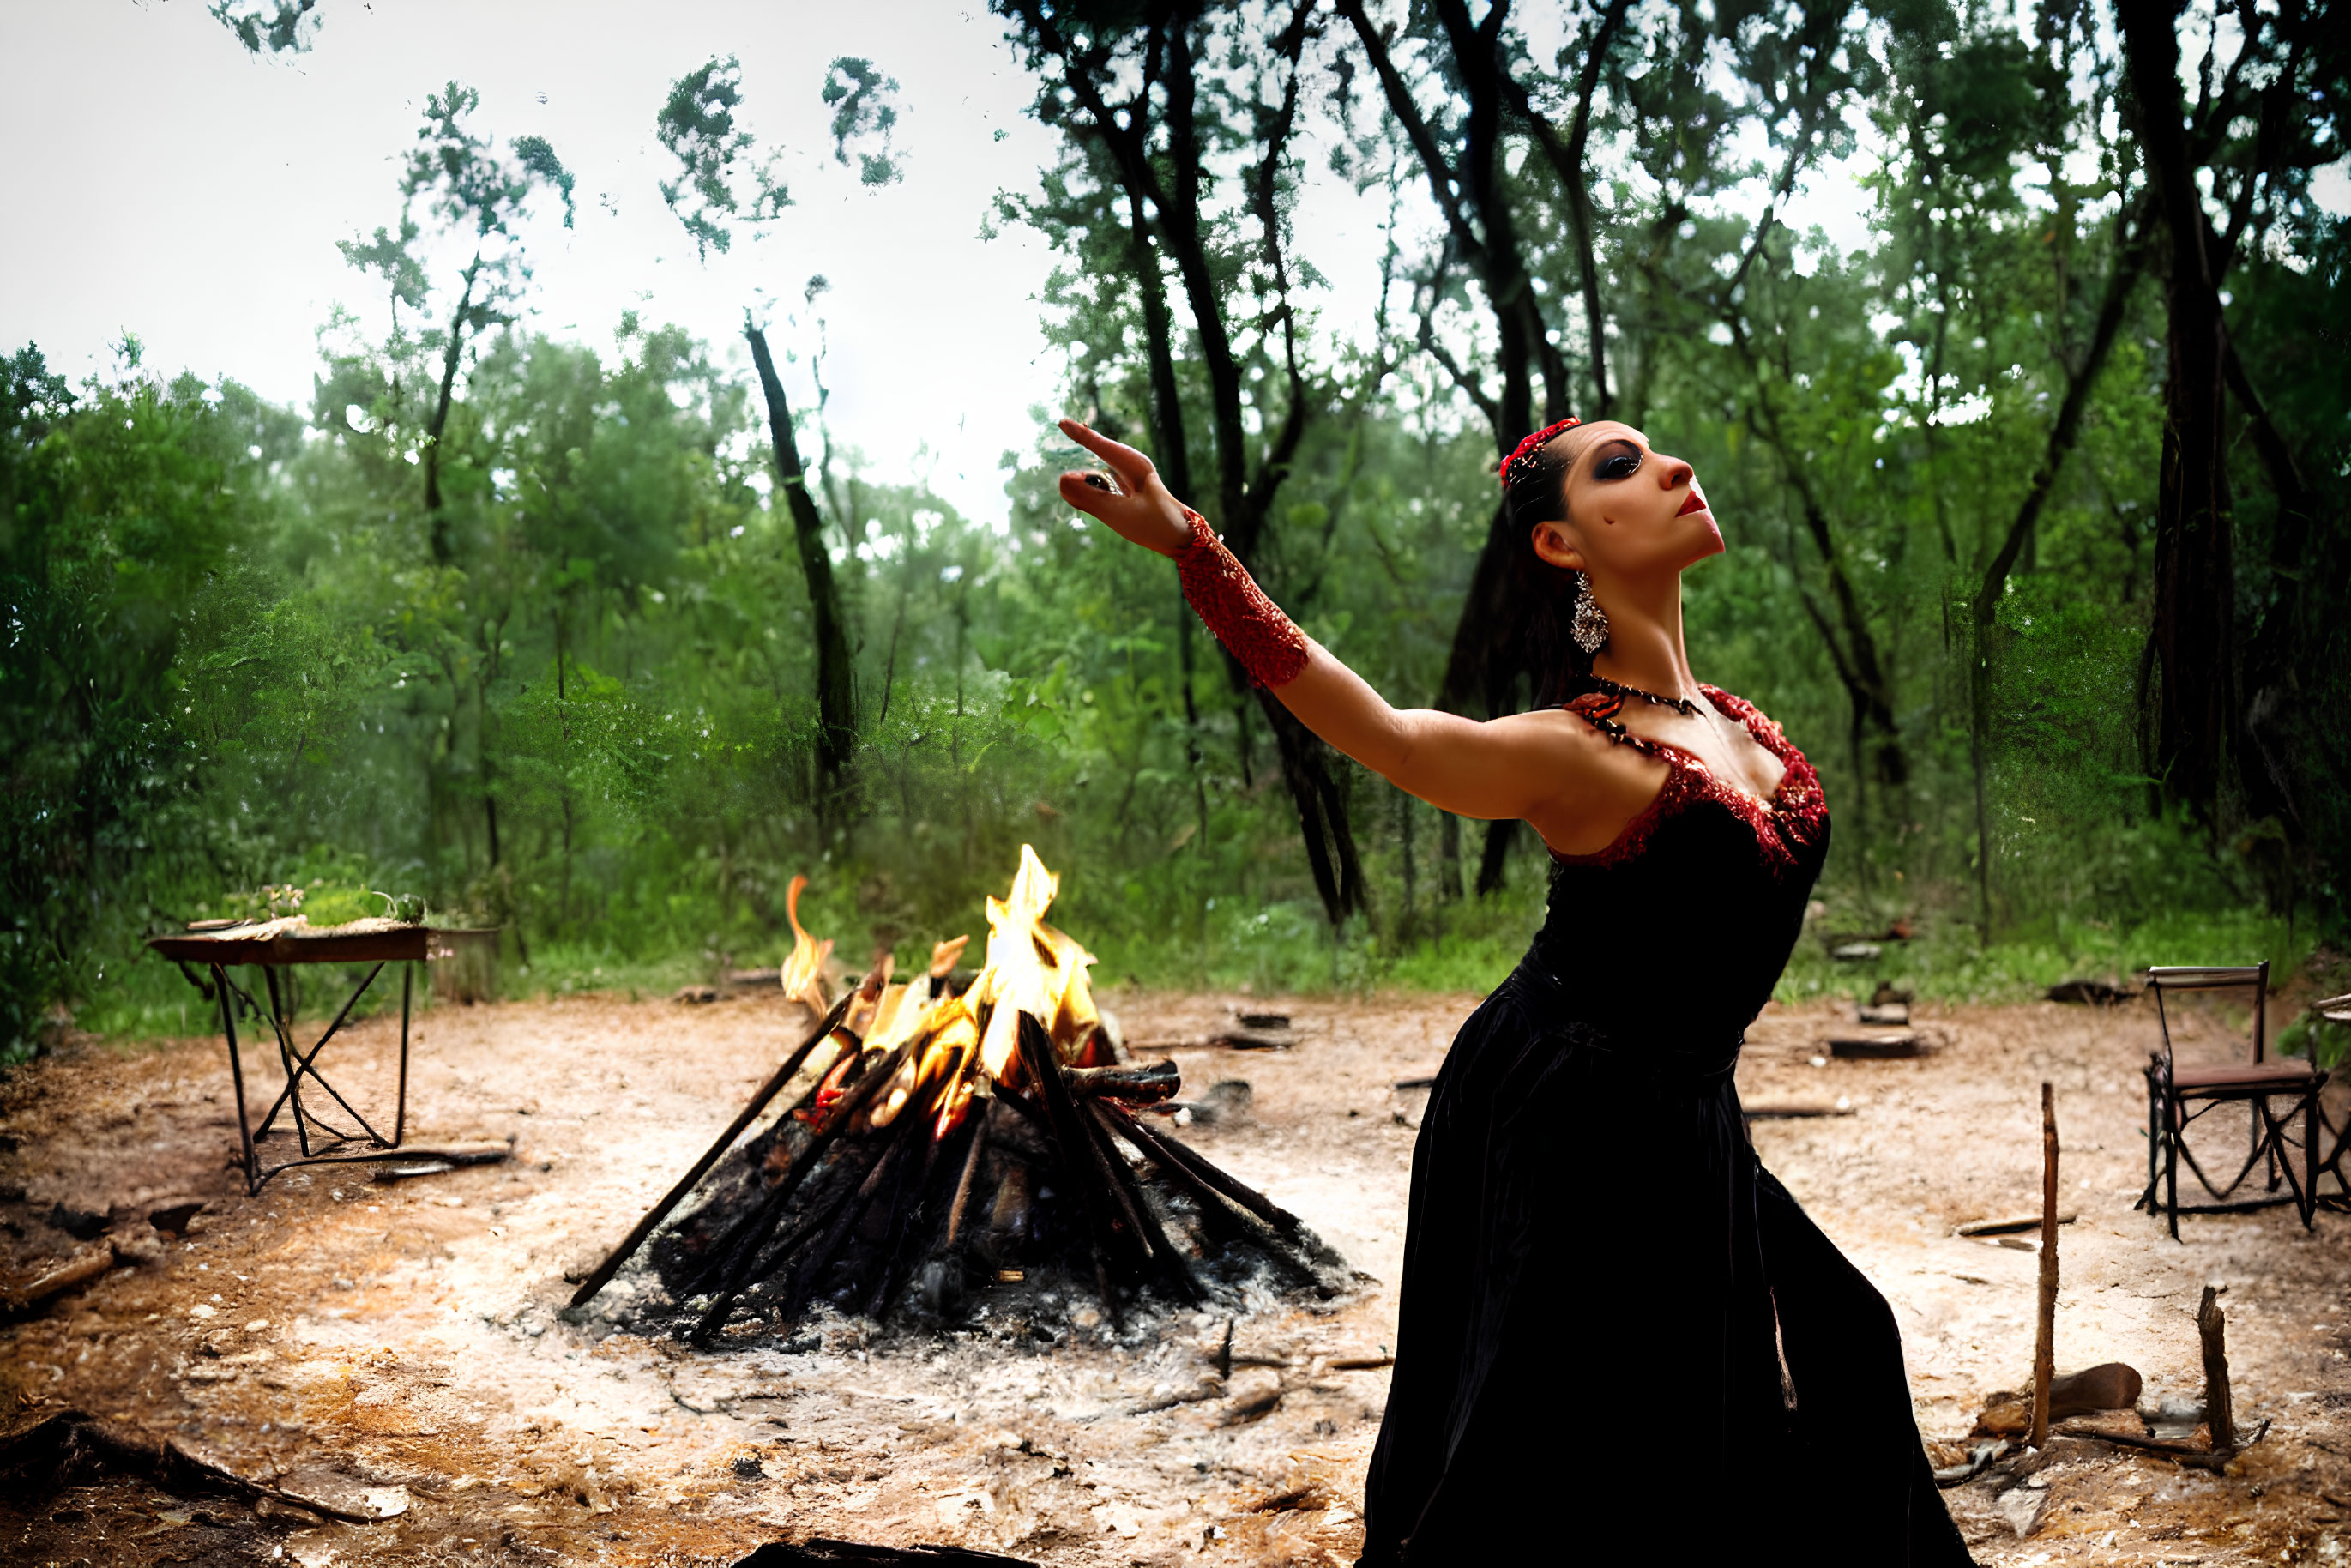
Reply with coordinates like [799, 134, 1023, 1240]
[1054, 419, 1613, 828]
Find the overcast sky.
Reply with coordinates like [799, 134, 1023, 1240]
[8, 5, 2329, 528]
[0, 1, 1157, 526]
[0, 3, 1913, 529]
[0, 3, 1693, 528]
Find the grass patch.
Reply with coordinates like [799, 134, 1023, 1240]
[50, 885, 2327, 1061]
[1775, 906, 2317, 1008]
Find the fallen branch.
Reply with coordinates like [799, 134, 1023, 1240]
[0, 1409, 408, 1522]
[1130, 1032, 1292, 1052]
[295, 1138, 513, 1171]
[2058, 1417, 2270, 1471]
[1956, 1212, 2077, 1237]
[1128, 1378, 1227, 1414]
[2, 1247, 113, 1316]
[731, 1536, 1040, 1567]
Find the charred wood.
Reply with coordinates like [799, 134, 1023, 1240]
[688, 1035, 922, 1341]
[572, 992, 853, 1308]
[1065, 1061, 1180, 1101]
[1016, 1014, 1132, 1324]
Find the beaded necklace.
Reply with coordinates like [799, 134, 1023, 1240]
[1587, 674, 1698, 716]
[1564, 675, 1698, 741]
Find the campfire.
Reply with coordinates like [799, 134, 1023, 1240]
[571, 848, 1348, 1346]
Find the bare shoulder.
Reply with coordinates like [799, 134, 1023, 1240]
[1486, 707, 1668, 806]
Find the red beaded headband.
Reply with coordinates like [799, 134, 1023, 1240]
[1500, 417, 1582, 491]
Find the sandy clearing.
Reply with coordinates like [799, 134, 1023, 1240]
[2, 983, 2348, 1565]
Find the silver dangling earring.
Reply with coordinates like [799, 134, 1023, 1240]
[1570, 572, 1610, 654]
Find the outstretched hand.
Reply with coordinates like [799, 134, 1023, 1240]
[1056, 418, 1196, 558]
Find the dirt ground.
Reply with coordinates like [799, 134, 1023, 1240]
[3, 980, 2349, 1566]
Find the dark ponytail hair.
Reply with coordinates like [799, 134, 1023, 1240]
[1500, 419, 1594, 709]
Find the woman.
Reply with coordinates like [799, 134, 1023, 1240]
[1055, 413, 1973, 1565]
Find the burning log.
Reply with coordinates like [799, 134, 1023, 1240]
[1065, 1061, 1179, 1101]
[580, 847, 1348, 1348]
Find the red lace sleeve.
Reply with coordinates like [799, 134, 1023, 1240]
[1174, 508, 1309, 689]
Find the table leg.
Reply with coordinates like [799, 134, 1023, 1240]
[248, 965, 387, 1146]
[2318, 1092, 2348, 1212]
[262, 966, 316, 1156]
[2304, 1088, 2321, 1227]
[395, 961, 412, 1147]
[214, 964, 259, 1197]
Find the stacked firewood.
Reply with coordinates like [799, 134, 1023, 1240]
[571, 849, 1348, 1345]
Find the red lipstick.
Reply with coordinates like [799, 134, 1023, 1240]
[1676, 487, 1708, 516]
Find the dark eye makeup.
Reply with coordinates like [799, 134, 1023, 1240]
[1594, 443, 1643, 480]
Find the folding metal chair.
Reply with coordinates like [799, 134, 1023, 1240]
[2306, 992, 2351, 1212]
[2140, 962, 2326, 1239]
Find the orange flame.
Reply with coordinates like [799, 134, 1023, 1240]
[860, 980, 926, 1058]
[779, 875, 834, 1013]
[974, 846, 1064, 1078]
[773, 848, 1098, 1143]
[1037, 919, 1100, 1048]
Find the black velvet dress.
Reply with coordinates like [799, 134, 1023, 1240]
[1359, 688, 1974, 1566]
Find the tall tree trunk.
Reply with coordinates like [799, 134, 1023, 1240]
[1501, 0, 1631, 418]
[1347, 0, 1586, 896]
[1004, 0, 1359, 921]
[746, 323, 858, 799]
[1430, 498, 1524, 893]
[421, 253, 483, 567]
[2228, 344, 2318, 867]
[2123, 4, 2237, 819]
[1125, 183, 1212, 854]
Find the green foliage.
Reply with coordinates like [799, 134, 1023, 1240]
[656, 57, 793, 260]
[208, 0, 320, 56]
[821, 58, 903, 187]
[15, 0, 2350, 1059]
[0, 352, 295, 1059]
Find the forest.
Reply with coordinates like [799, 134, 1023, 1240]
[4, 0, 2346, 1060]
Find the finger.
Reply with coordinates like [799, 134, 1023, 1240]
[1058, 470, 1121, 515]
[1058, 418, 1156, 486]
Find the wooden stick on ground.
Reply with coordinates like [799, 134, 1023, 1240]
[2199, 1283, 2235, 1453]
[2032, 1081, 2059, 1450]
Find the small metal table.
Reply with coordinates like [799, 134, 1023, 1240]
[147, 921, 489, 1194]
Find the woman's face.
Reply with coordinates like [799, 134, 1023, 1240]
[1528, 421, 1720, 581]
